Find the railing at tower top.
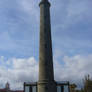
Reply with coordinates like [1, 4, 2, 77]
[24, 81, 70, 92]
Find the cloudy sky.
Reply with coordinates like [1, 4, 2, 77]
[0, 0, 92, 90]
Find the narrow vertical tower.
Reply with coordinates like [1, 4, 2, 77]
[38, 0, 57, 92]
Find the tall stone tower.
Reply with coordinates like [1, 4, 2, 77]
[38, 0, 57, 92]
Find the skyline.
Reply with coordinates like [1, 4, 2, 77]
[0, 0, 92, 90]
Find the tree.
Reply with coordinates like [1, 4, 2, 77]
[83, 75, 92, 92]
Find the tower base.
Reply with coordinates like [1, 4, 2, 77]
[38, 81, 57, 92]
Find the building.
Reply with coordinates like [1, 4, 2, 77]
[0, 82, 23, 92]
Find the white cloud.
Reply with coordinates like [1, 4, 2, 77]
[54, 54, 92, 88]
[0, 57, 38, 90]
[0, 54, 92, 89]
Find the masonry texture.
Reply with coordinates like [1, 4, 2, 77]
[38, 0, 57, 92]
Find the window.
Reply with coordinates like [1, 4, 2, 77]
[25, 86, 30, 92]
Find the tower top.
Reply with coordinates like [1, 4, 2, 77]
[39, 0, 51, 7]
[5, 82, 10, 90]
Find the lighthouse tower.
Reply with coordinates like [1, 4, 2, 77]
[38, 0, 57, 92]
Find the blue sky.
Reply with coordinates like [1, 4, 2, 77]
[0, 0, 92, 90]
